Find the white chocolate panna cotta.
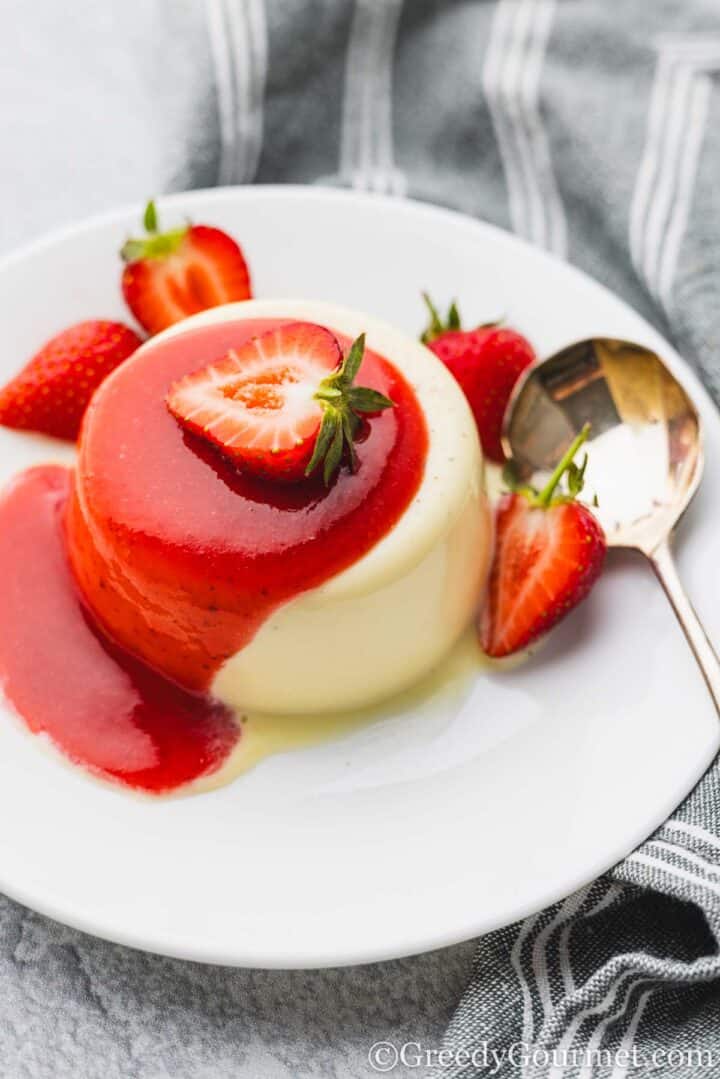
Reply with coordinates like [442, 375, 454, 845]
[164, 300, 492, 715]
[70, 298, 492, 717]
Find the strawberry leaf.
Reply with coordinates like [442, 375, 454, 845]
[347, 386, 394, 413]
[342, 411, 359, 473]
[339, 334, 365, 385]
[120, 201, 188, 264]
[305, 333, 394, 486]
[420, 293, 462, 344]
[143, 199, 159, 234]
[566, 453, 588, 499]
[420, 292, 503, 343]
[323, 422, 344, 486]
[305, 409, 338, 478]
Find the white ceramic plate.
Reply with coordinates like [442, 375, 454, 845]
[0, 187, 718, 969]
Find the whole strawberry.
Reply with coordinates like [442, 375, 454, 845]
[420, 294, 535, 462]
[480, 425, 606, 658]
[121, 200, 252, 335]
[0, 320, 143, 441]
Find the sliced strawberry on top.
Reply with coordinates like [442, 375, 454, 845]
[480, 426, 606, 658]
[166, 322, 393, 485]
[121, 200, 252, 335]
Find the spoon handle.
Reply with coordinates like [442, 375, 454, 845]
[650, 539, 720, 716]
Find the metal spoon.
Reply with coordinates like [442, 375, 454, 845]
[503, 337, 720, 714]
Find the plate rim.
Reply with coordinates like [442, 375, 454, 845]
[1, 184, 718, 969]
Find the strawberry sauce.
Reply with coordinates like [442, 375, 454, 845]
[0, 318, 427, 793]
[66, 319, 428, 692]
[0, 466, 238, 792]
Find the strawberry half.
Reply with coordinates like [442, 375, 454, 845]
[121, 200, 252, 335]
[480, 426, 606, 658]
[0, 319, 143, 441]
[421, 294, 535, 462]
[166, 322, 393, 485]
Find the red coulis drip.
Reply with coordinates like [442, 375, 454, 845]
[0, 467, 238, 793]
[0, 319, 428, 793]
[66, 319, 429, 691]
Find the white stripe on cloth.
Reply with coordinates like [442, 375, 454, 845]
[537, 964, 659, 1079]
[224, 0, 268, 184]
[650, 838, 720, 880]
[627, 851, 720, 900]
[665, 818, 720, 853]
[608, 988, 654, 1079]
[517, 884, 621, 1078]
[205, 0, 237, 185]
[512, 884, 620, 1078]
[534, 949, 720, 1079]
[557, 883, 623, 996]
[339, 0, 405, 195]
[636, 61, 694, 291]
[483, 0, 566, 256]
[558, 923, 575, 998]
[629, 49, 674, 272]
[656, 75, 711, 307]
[528, 846, 720, 1077]
[532, 885, 594, 1020]
[553, 898, 720, 1079]
[576, 976, 654, 1079]
[205, 0, 267, 185]
[510, 911, 544, 1055]
[629, 35, 720, 310]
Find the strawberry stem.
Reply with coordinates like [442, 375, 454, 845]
[535, 424, 590, 508]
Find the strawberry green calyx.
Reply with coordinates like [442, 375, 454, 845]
[508, 424, 591, 509]
[420, 292, 462, 344]
[535, 424, 590, 507]
[143, 199, 158, 232]
[420, 292, 502, 345]
[120, 199, 189, 263]
[306, 333, 394, 486]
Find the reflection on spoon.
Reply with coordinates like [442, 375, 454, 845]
[503, 337, 720, 717]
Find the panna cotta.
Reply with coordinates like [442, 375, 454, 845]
[66, 299, 492, 715]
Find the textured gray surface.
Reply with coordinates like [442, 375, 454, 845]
[0, 898, 475, 1078]
[3, 0, 720, 1076]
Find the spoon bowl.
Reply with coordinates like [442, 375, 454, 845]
[503, 338, 704, 554]
[503, 336, 719, 716]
